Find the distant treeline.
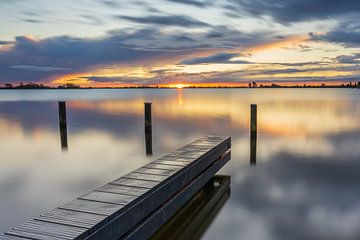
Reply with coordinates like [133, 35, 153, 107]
[1, 81, 360, 89]
[0, 83, 81, 89]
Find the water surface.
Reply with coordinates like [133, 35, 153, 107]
[1, 89, 360, 239]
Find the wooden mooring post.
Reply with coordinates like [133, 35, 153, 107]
[144, 102, 153, 156]
[58, 101, 68, 151]
[250, 104, 257, 165]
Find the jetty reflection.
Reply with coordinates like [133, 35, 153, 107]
[151, 175, 230, 240]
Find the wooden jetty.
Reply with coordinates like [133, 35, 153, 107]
[1, 136, 231, 240]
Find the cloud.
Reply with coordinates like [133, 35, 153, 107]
[21, 18, 43, 23]
[166, 0, 212, 8]
[10, 65, 71, 72]
[0, 40, 12, 45]
[310, 20, 360, 47]
[336, 54, 360, 64]
[116, 15, 210, 27]
[180, 52, 250, 64]
[99, 0, 120, 8]
[225, 0, 360, 23]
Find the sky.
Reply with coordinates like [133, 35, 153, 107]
[0, 0, 360, 87]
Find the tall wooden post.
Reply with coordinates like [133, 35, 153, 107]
[58, 101, 68, 151]
[250, 104, 257, 165]
[145, 102, 153, 156]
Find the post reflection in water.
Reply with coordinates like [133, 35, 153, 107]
[250, 135, 257, 166]
[151, 175, 230, 240]
[58, 101, 68, 151]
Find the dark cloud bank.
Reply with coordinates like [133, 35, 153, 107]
[226, 0, 360, 23]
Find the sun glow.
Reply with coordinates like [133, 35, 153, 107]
[164, 83, 190, 88]
[175, 83, 185, 89]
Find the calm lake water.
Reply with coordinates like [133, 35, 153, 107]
[1, 88, 360, 239]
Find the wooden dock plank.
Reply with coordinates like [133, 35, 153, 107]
[133, 167, 176, 176]
[0, 235, 28, 240]
[37, 209, 106, 228]
[157, 155, 194, 162]
[97, 184, 148, 197]
[16, 220, 86, 236]
[123, 173, 168, 182]
[111, 178, 159, 189]
[143, 163, 182, 171]
[6, 229, 65, 240]
[152, 160, 189, 167]
[59, 199, 124, 216]
[6, 219, 87, 240]
[79, 191, 137, 205]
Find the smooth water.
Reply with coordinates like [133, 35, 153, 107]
[1, 89, 360, 239]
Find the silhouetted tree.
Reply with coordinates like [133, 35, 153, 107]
[4, 83, 13, 88]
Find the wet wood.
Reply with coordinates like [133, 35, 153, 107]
[133, 167, 176, 176]
[97, 184, 148, 197]
[7, 220, 87, 239]
[2, 136, 231, 240]
[58, 101, 68, 151]
[250, 104, 257, 165]
[144, 102, 152, 156]
[0, 235, 28, 239]
[59, 199, 125, 216]
[250, 104, 257, 135]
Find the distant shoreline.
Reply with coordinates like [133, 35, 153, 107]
[0, 86, 359, 90]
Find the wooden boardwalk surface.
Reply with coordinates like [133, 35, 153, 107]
[1, 136, 231, 240]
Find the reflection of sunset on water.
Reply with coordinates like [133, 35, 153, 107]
[69, 89, 360, 137]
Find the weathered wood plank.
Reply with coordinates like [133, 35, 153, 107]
[97, 184, 148, 197]
[0, 235, 28, 240]
[111, 178, 159, 189]
[143, 163, 182, 171]
[6, 230, 64, 240]
[152, 160, 189, 167]
[59, 199, 124, 216]
[123, 172, 168, 182]
[7, 220, 87, 240]
[133, 167, 176, 176]
[35, 209, 107, 229]
[79, 191, 137, 205]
